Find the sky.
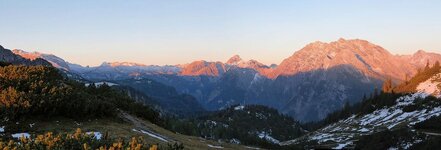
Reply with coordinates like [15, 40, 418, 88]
[1, 0, 441, 66]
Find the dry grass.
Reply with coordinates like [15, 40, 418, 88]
[13, 116, 260, 150]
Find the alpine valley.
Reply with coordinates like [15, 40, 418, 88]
[1, 38, 441, 149]
[11, 38, 441, 122]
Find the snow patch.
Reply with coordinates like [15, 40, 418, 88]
[333, 141, 352, 149]
[85, 82, 118, 87]
[230, 138, 241, 144]
[234, 105, 245, 110]
[358, 128, 369, 132]
[258, 131, 280, 144]
[290, 92, 441, 147]
[132, 129, 168, 142]
[417, 73, 441, 97]
[207, 144, 224, 149]
[12, 133, 30, 139]
[86, 132, 102, 140]
[245, 146, 261, 149]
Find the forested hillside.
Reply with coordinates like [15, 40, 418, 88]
[0, 62, 261, 149]
[166, 105, 306, 149]
[306, 61, 441, 130]
[0, 63, 162, 129]
[115, 78, 206, 116]
[394, 61, 440, 93]
[286, 61, 441, 149]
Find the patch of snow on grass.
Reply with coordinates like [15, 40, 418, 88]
[234, 105, 245, 110]
[333, 141, 352, 149]
[245, 146, 260, 149]
[299, 91, 441, 146]
[396, 93, 428, 107]
[85, 82, 118, 87]
[358, 128, 369, 132]
[360, 109, 389, 126]
[402, 139, 423, 149]
[257, 131, 280, 144]
[86, 132, 102, 140]
[417, 73, 441, 97]
[132, 129, 168, 142]
[311, 133, 335, 143]
[207, 144, 224, 149]
[230, 138, 240, 144]
[12, 133, 30, 139]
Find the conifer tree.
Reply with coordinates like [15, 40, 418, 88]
[425, 60, 430, 71]
[382, 78, 393, 93]
[373, 87, 379, 97]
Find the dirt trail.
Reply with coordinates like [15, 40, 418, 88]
[119, 111, 174, 142]
[421, 131, 441, 136]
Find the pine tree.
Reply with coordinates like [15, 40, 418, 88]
[374, 87, 379, 97]
[382, 78, 393, 93]
[405, 74, 409, 85]
[435, 61, 440, 68]
[425, 60, 430, 71]
[342, 101, 352, 116]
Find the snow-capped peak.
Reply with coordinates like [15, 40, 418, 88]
[101, 62, 147, 67]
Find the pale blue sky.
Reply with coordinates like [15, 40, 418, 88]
[1, 0, 440, 66]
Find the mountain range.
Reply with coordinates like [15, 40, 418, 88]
[6, 38, 441, 122]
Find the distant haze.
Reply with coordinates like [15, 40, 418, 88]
[1, 0, 440, 66]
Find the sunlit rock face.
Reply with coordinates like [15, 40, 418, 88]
[180, 60, 227, 76]
[7, 39, 441, 122]
[12, 49, 70, 70]
[269, 38, 417, 81]
[0, 46, 51, 66]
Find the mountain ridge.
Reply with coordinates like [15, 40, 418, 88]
[9, 38, 439, 81]
[4, 38, 441, 122]
[269, 38, 417, 81]
[12, 49, 71, 70]
[0, 46, 52, 67]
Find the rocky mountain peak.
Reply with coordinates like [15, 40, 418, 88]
[405, 50, 441, 68]
[0, 46, 52, 67]
[11, 49, 69, 70]
[415, 49, 427, 55]
[180, 60, 226, 76]
[12, 49, 42, 60]
[268, 38, 414, 80]
[244, 59, 267, 68]
[226, 55, 243, 65]
[109, 62, 146, 67]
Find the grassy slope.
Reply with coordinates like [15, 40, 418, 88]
[11, 114, 260, 150]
